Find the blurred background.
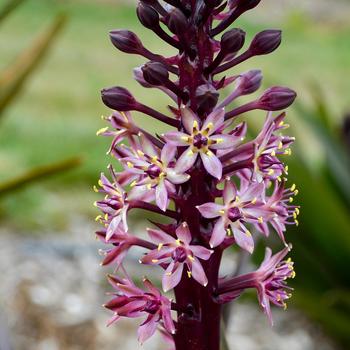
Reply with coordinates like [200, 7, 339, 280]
[0, 0, 349, 349]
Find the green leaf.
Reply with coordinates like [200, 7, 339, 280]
[0, 0, 26, 24]
[0, 13, 67, 116]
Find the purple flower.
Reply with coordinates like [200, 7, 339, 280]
[197, 178, 272, 251]
[97, 111, 137, 153]
[141, 222, 213, 291]
[217, 246, 295, 325]
[120, 134, 190, 211]
[164, 107, 238, 179]
[105, 275, 175, 343]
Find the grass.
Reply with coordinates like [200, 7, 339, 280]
[0, 0, 349, 231]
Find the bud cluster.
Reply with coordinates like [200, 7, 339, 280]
[95, 1, 298, 349]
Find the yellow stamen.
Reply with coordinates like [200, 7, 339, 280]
[96, 127, 108, 136]
[290, 184, 296, 191]
[271, 150, 276, 157]
[151, 259, 159, 263]
[268, 169, 275, 176]
[93, 185, 99, 193]
[137, 150, 144, 157]
[219, 209, 225, 215]
[158, 243, 163, 251]
[187, 255, 195, 261]
[289, 197, 293, 203]
[187, 271, 192, 278]
[126, 161, 133, 168]
[251, 197, 257, 204]
[245, 230, 251, 237]
[175, 239, 181, 246]
[258, 216, 263, 224]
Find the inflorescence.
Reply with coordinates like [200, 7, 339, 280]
[95, 1, 298, 348]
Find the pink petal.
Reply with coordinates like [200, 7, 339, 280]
[196, 202, 223, 218]
[147, 228, 174, 244]
[156, 180, 168, 211]
[210, 134, 239, 150]
[162, 262, 184, 292]
[232, 226, 254, 254]
[223, 180, 237, 204]
[209, 217, 227, 248]
[175, 149, 198, 173]
[139, 133, 158, 157]
[106, 216, 122, 241]
[163, 131, 189, 146]
[181, 106, 200, 134]
[137, 314, 158, 344]
[190, 258, 208, 286]
[190, 245, 213, 260]
[161, 300, 176, 334]
[128, 185, 155, 202]
[200, 152, 222, 179]
[166, 169, 190, 184]
[161, 143, 177, 165]
[142, 278, 161, 297]
[175, 222, 191, 244]
[203, 108, 225, 134]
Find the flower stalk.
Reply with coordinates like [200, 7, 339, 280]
[95, 1, 298, 349]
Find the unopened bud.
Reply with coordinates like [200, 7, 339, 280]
[196, 84, 219, 114]
[220, 28, 246, 55]
[137, 2, 159, 30]
[166, 8, 188, 35]
[229, 0, 261, 10]
[101, 86, 136, 111]
[109, 30, 143, 54]
[142, 62, 169, 86]
[249, 29, 282, 56]
[258, 86, 296, 111]
[237, 70, 262, 95]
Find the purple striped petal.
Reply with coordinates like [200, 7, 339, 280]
[232, 226, 254, 254]
[162, 262, 184, 292]
[223, 180, 237, 204]
[181, 106, 200, 134]
[175, 149, 198, 173]
[203, 108, 225, 134]
[196, 202, 223, 218]
[210, 134, 239, 150]
[161, 143, 177, 165]
[175, 222, 191, 244]
[190, 258, 208, 286]
[209, 217, 226, 248]
[190, 245, 213, 260]
[200, 151, 222, 179]
[163, 131, 189, 146]
[147, 228, 174, 244]
[166, 169, 190, 184]
[156, 180, 168, 211]
[137, 313, 158, 344]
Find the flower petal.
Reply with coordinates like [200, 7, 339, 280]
[161, 143, 177, 165]
[190, 258, 208, 287]
[163, 131, 189, 146]
[223, 180, 237, 204]
[166, 169, 190, 184]
[196, 202, 223, 219]
[181, 106, 200, 134]
[175, 149, 198, 173]
[137, 314, 158, 344]
[190, 245, 213, 260]
[203, 108, 225, 134]
[175, 222, 191, 244]
[209, 217, 227, 248]
[210, 134, 239, 150]
[147, 228, 174, 244]
[156, 180, 168, 211]
[162, 262, 184, 292]
[200, 151, 222, 179]
[232, 226, 254, 254]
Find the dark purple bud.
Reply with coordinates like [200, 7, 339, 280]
[101, 86, 136, 111]
[220, 28, 246, 55]
[196, 84, 219, 114]
[109, 30, 143, 54]
[258, 86, 297, 111]
[237, 70, 263, 95]
[137, 2, 159, 30]
[249, 30, 282, 56]
[166, 8, 188, 35]
[229, 0, 261, 10]
[204, 0, 223, 7]
[142, 62, 169, 86]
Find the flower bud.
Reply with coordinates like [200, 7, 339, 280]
[196, 84, 219, 114]
[137, 2, 159, 30]
[109, 30, 143, 54]
[220, 28, 246, 55]
[229, 0, 261, 10]
[258, 86, 296, 111]
[236, 70, 262, 95]
[142, 62, 169, 86]
[249, 29, 282, 56]
[166, 8, 188, 35]
[101, 86, 136, 111]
